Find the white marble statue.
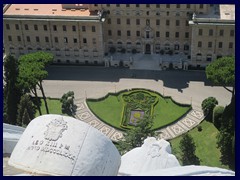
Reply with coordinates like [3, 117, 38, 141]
[8, 115, 121, 176]
[118, 137, 180, 175]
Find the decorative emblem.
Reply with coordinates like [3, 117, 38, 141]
[44, 117, 68, 141]
[147, 144, 161, 158]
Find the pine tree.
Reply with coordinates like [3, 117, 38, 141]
[179, 134, 200, 165]
[117, 116, 156, 155]
[17, 94, 36, 126]
[22, 109, 31, 127]
[3, 55, 22, 124]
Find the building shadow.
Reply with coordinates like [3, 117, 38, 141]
[46, 65, 215, 91]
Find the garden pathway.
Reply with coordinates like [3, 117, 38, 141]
[74, 98, 204, 142]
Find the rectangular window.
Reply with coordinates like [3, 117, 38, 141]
[108, 30, 112, 36]
[8, 36, 12, 41]
[218, 42, 222, 48]
[92, 26, 96, 32]
[185, 20, 189, 26]
[92, 38, 96, 44]
[127, 19, 130, 25]
[73, 38, 77, 43]
[175, 32, 179, 38]
[36, 36, 39, 42]
[17, 36, 21, 42]
[53, 25, 57, 31]
[219, 29, 224, 36]
[136, 19, 140, 25]
[156, 31, 160, 37]
[230, 30, 234, 37]
[166, 32, 169, 38]
[229, 42, 233, 48]
[146, 4, 150, 8]
[198, 41, 202, 47]
[176, 4, 180, 8]
[63, 25, 67, 31]
[34, 25, 38, 31]
[117, 30, 121, 36]
[208, 42, 212, 48]
[156, 19, 160, 25]
[94, 4, 98, 6]
[166, 20, 170, 26]
[108, 18, 111, 24]
[64, 37, 68, 43]
[82, 26, 86, 32]
[198, 29, 203, 36]
[209, 29, 213, 36]
[127, 30, 131, 36]
[116, 4, 120, 7]
[54, 37, 58, 43]
[72, 25, 76, 32]
[26, 36, 30, 42]
[106, 4, 110, 7]
[117, 18, 121, 25]
[156, 4, 160, 8]
[126, 4, 130, 7]
[83, 38, 87, 44]
[43, 25, 48, 31]
[166, 4, 170, 8]
[176, 20, 180, 26]
[45, 37, 49, 43]
[15, 24, 19, 30]
[136, 31, 140, 37]
[6, 24, 10, 30]
[187, 4, 191, 8]
[185, 32, 189, 38]
[200, 4, 204, 9]
[136, 4, 139, 7]
[25, 24, 29, 30]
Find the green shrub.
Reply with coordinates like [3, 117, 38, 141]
[60, 91, 75, 115]
[197, 126, 202, 132]
[201, 97, 218, 122]
[213, 106, 224, 130]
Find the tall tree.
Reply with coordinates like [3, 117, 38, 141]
[206, 56, 235, 100]
[117, 116, 156, 155]
[217, 97, 235, 170]
[3, 55, 22, 125]
[18, 51, 54, 115]
[17, 94, 36, 126]
[179, 134, 200, 165]
[206, 57, 235, 170]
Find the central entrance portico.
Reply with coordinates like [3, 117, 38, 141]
[145, 44, 151, 54]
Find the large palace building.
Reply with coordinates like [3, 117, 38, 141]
[3, 4, 235, 69]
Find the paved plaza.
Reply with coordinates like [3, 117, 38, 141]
[37, 65, 232, 141]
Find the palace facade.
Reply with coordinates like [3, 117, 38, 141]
[3, 4, 235, 68]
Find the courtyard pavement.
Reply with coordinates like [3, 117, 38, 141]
[39, 65, 232, 141]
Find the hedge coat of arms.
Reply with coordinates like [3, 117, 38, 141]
[44, 117, 68, 141]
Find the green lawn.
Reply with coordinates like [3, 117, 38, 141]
[35, 98, 64, 117]
[170, 120, 228, 169]
[87, 90, 191, 131]
[153, 97, 190, 129]
[87, 95, 124, 129]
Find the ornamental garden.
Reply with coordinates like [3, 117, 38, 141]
[87, 89, 191, 131]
